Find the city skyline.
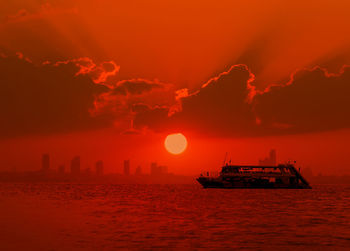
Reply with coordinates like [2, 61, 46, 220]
[1, 150, 349, 185]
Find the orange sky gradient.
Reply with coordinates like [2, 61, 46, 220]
[1, 0, 350, 175]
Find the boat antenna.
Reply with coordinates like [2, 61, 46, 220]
[223, 152, 228, 165]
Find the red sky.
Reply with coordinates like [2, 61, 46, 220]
[1, 0, 350, 175]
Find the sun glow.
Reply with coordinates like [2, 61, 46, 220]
[164, 133, 188, 155]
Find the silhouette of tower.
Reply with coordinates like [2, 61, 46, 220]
[70, 156, 80, 176]
[124, 160, 130, 175]
[96, 160, 104, 176]
[259, 149, 277, 166]
[42, 154, 50, 171]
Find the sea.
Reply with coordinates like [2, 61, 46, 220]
[0, 183, 350, 250]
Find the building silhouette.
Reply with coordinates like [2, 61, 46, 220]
[135, 165, 142, 175]
[150, 162, 158, 175]
[96, 160, 104, 176]
[70, 156, 81, 176]
[151, 162, 168, 175]
[124, 160, 130, 175]
[42, 154, 50, 171]
[259, 149, 277, 166]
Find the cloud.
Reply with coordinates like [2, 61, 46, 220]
[91, 78, 174, 125]
[254, 65, 350, 134]
[133, 64, 350, 137]
[133, 65, 259, 136]
[51, 57, 120, 85]
[0, 54, 111, 138]
[2, 50, 350, 139]
[132, 104, 170, 132]
[172, 65, 258, 135]
[111, 79, 166, 96]
[0, 3, 90, 64]
[0, 52, 178, 138]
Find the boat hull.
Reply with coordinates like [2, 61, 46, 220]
[196, 177, 311, 189]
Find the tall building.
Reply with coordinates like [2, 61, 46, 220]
[71, 156, 80, 176]
[124, 160, 130, 175]
[42, 154, 50, 171]
[150, 162, 158, 175]
[96, 160, 104, 176]
[259, 149, 277, 166]
[269, 149, 276, 166]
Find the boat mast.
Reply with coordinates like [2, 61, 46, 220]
[223, 152, 228, 165]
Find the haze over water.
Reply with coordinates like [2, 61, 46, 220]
[1, 183, 350, 250]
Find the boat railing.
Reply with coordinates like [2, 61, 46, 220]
[200, 171, 220, 178]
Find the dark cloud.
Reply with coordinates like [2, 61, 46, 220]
[132, 104, 169, 132]
[254, 66, 350, 134]
[133, 64, 350, 137]
[0, 53, 176, 138]
[0, 55, 111, 138]
[133, 65, 259, 136]
[2, 51, 350, 139]
[111, 79, 165, 96]
[91, 78, 173, 123]
[170, 65, 258, 136]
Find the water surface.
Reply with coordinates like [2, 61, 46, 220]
[0, 183, 349, 250]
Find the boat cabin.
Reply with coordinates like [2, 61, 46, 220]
[220, 164, 295, 175]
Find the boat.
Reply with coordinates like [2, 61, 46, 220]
[196, 163, 311, 189]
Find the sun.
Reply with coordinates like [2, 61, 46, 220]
[164, 133, 188, 155]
